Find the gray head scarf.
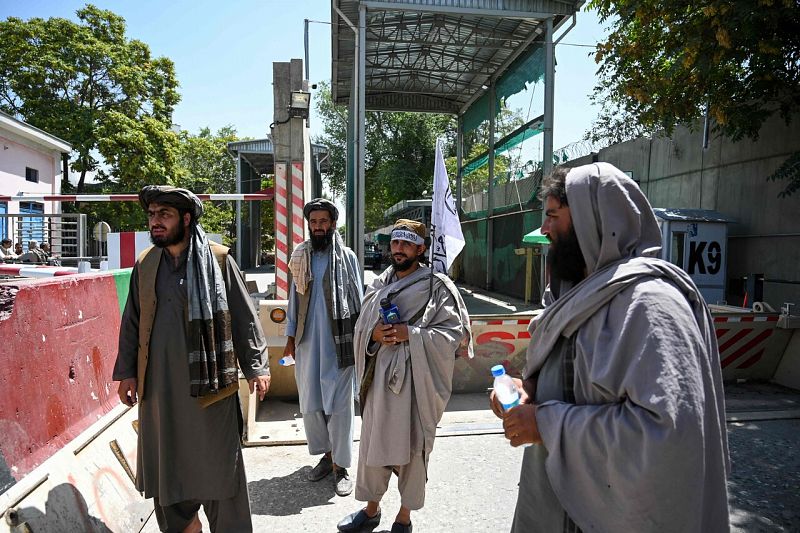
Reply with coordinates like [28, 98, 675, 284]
[566, 162, 662, 275]
[525, 162, 710, 378]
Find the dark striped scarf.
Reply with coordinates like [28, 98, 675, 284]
[327, 232, 361, 368]
[186, 225, 236, 397]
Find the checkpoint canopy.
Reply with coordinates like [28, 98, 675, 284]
[330, 0, 583, 291]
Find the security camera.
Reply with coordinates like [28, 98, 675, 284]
[311, 83, 318, 90]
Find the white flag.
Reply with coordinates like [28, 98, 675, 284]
[431, 138, 465, 274]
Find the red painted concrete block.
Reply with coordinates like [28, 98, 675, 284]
[0, 273, 122, 483]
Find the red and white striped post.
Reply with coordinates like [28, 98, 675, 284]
[272, 163, 305, 299]
[274, 164, 290, 299]
[291, 162, 305, 248]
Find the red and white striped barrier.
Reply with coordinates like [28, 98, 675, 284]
[107, 232, 153, 269]
[274, 164, 290, 299]
[106, 231, 223, 269]
[714, 314, 780, 371]
[0, 264, 79, 277]
[291, 162, 305, 249]
[0, 191, 274, 202]
[272, 162, 306, 299]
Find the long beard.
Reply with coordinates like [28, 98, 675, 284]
[310, 229, 333, 251]
[150, 222, 186, 248]
[548, 225, 586, 284]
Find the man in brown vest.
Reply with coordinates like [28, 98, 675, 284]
[114, 185, 270, 533]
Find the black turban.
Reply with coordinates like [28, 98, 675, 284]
[302, 198, 338, 221]
[139, 185, 204, 220]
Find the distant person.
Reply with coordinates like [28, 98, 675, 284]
[283, 198, 363, 496]
[14, 242, 23, 256]
[114, 185, 270, 533]
[40, 242, 61, 266]
[338, 219, 472, 533]
[0, 239, 17, 261]
[491, 163, 730, 532]
[18, 240, 48, 263]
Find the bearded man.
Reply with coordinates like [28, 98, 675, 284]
[492, 164, 730, 532]
[283, 198, 363, 496]
[114, 185, 270, 533]
[337, 219, 472, 533]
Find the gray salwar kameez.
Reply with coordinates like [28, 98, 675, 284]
[286, 250, 362, 467]
[115, 249, 268, 532]
[352, 266, 472, 510]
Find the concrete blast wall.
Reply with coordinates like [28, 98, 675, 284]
[586, 114, 800, 308]
[0, 271, 130, 492]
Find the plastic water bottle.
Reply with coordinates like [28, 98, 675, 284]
[380, 298, 401, 324]
[279, 355, 295, 366]
[491, 364, 520, 410]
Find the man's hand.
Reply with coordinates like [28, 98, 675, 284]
[371, 323, 408, 346]
[283, 337, 295, 360]
[249, 374, 271, 401]
[118, 378, 138, 407]
[488, 377, 528, 419]
[502, 403, 542, 447]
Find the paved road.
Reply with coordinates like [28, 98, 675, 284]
[224, 417, 800, 533]
[235, 267, 800, 532]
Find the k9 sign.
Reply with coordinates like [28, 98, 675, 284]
[672, 222, 727, 294]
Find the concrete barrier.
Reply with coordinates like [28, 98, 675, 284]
[0, 270, 131, 492]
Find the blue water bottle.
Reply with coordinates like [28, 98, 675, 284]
[380, 298, 401, 324]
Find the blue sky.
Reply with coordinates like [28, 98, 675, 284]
[1, 0, 609, 160]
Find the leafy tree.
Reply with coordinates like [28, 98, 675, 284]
[0, 4, 180, 194]
[587, 0, 800, 195]
[173, 126, 240, 246]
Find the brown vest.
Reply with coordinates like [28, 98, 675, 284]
[135, 242, 238, 408]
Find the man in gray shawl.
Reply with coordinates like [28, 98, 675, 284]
[492, 163, 730, 532]
[114, 185, 271, 533]
[338, 219, 473, 533]
[283, 198, 363, 496]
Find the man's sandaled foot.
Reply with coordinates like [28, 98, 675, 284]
[390, 521, 412, 533]
[307, 455, 333, 481]
[337, 509, 381, 532]
[334, 468, 353, 496]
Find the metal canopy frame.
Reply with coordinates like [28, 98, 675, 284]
[332, 0, 578, 114]
[330, 0, 582, 285]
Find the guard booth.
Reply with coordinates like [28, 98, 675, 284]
[653, 208, 736, 305]
[519, 227, 549, 304]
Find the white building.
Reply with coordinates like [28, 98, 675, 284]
[0, 110, 71, 247]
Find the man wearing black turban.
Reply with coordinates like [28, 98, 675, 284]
[114, 185, 271, 532]
[283, 197, 363, 497]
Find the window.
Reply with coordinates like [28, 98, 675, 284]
[0, 202, 6, 240]
[19, 202, 45, 244]
[25, 167, 39, 183]
[670, 232, 685, 268]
